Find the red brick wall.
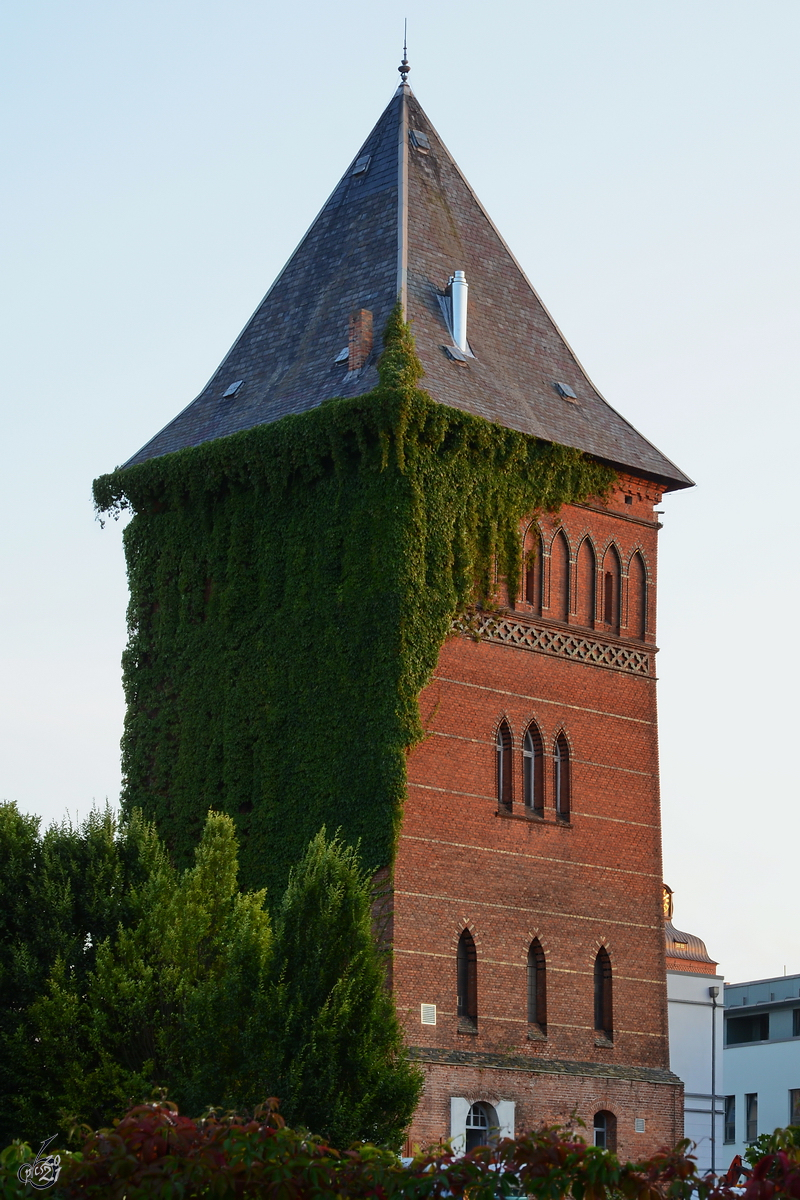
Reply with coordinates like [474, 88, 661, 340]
[410, 1060, 683, 1160]
[391, 478, 683, 1150]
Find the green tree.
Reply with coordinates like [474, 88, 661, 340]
[18, 811, 272, 1135]
[3, 810, 420, 1150]
[0, 802, 162, 1144]
[262, 829, 422, 1150]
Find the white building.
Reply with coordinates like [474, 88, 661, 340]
[664, 889, 725, 1175]
[723, 972, 800, 1160]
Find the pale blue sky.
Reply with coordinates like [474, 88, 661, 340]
[2, 1, 798, 982]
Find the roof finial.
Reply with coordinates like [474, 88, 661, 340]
[398, 19, 410, 83]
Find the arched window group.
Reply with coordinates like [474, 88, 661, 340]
[496, 720, 571, 821]
[521, 529, 648, 640]
[454, 935, 613, 1043]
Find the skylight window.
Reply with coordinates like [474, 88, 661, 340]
[554, 381, 577, 401]
[222, 380, 243, 398]
[409, 129, 430, 152]
[352, 155, 371, 176]
[334, 346, 349, 364]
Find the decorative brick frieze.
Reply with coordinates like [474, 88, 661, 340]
[453, 613, 652, 676]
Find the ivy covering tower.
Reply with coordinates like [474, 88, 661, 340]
[97, 71, 691, 1156]
[95, 309, 611, 897]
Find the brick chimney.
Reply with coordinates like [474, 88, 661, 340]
[348, 309, 373, 372]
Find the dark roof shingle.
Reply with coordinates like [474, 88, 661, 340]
[125, 85, 691, 491]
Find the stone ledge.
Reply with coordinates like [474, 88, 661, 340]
[408, 1045, 681, 1087]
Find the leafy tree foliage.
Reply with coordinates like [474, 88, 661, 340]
[260, 829, 422, 1148]
[0, 802, 162, 1145]
[1, 810, 418, 1152]
[8, 810, 271, 1139]
[0, 1100, 730, 1200]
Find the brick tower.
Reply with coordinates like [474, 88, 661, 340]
[100, 75, 692, 1157]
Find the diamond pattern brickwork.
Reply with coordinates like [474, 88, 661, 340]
[454, 613, 652, 676]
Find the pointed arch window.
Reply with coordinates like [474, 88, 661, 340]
[523, 723, 544, 817]
[524, 529, 543, 614]
[628, 551, 647, 640]
[576, 537, 596, 628]
[553, 733, 571, 822]
[527, 939, 547, 1032]
[594, 947, 613, 1039]
[602, 545, 621, 634]
[550, 530, 570, 623]
[496, 721, 513, 812]
[457, 929, 478, 1029]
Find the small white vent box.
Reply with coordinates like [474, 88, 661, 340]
[420, 1003, 437, 1025]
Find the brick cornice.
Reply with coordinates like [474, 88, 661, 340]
[407, 1046, 680, 1087]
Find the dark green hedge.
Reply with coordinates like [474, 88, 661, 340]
[94, 307, 614, 898]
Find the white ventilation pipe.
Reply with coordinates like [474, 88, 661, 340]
[450, 270, 468, 353]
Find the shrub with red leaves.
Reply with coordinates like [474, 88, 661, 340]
[5, 1100, 797, 1200]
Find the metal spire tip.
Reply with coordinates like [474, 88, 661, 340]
[398, 19, 410, 82]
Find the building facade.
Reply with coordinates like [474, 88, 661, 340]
[664, 891, 725, 1173]
[723, 973, 800, 1160]
[103, 72, 693, 1156]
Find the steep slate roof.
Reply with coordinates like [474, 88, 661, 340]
[126, 84, 691, 491]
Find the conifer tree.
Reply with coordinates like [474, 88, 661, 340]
[0, 802, 162, 1144]
[262, 829, 422, 1150]
[3, 812, 421, 1150]
[6, 810, 272, 1138]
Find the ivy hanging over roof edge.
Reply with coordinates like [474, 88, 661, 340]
[93, 306, 615, 897]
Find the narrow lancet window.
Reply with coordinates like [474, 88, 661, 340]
[550, 530, 570, 622]
[523, 723, 544, 817]
[527, 939, 547, 1032]
[553, 733, 571, 821]
[594, 947, 613, 1039]
[496, 721, 513, 811]
[576, 537, 596, 627]
[602, 545, 621, 633]
[457, 929, 478, 1028]
[524, 529, 543, 613]
[628, 551, 647, 640]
